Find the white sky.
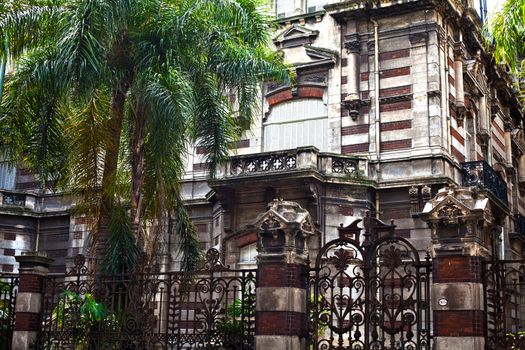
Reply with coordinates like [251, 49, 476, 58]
[487, 0, 504, 13]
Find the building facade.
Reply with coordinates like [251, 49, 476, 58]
[0, 0, 522, 285]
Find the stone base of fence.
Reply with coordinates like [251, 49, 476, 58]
[12, 253, 53, 350]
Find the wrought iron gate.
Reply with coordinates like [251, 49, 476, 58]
[308, 216, 432, 350]
[483, 258, 525, 349]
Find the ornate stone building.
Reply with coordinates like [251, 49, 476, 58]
[0, 0, 522, 287]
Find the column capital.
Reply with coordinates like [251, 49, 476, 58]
[420, 186, 496, 259]
[343, 33, 361, 53]
[254, 200, 315, 264]
[15, 252, 54, 275]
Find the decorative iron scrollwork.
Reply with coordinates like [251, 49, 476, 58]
[309, 218, 431, 350]
[462, 160, 508, 206]
[37, 249, 256, 350]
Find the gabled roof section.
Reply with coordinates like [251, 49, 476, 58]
[273, 24, 319, 49]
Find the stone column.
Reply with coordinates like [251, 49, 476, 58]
[343, 35, 362, 121]
[519, 155, 525, 184]
[421, 187, 500, 350]
[254, 200, 315, 350]
[454, 43, 467, 126]
[12, 253, 54, 350]
[504, 126, 513, 167]
[479, 94, 488, 132]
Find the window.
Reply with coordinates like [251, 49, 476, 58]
[263, 98, 328, 152]
[306, 0, 325, 13]
[0, 148, 15, 190]
[275, 0, 295, 18]
[239, 243, 257, 264]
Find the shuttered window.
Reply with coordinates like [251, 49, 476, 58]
[263, 98, 328, 152]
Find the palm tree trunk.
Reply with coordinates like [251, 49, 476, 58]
[130, 100, 146, 245]
[0, 35, 9, 107]
[95, 88, 127, 264]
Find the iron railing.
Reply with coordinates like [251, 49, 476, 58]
[0, 274, 19, 350]
[461, 161, 508, 207]
[37, 250, 256, 350]
[483, 258, 525, 350]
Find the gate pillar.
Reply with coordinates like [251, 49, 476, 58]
[254, 200, 315, 350]
[421, 187, 498, 350]
[11, 252, 53, 350]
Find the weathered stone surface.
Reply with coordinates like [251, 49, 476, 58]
[256, 287, 307, 313]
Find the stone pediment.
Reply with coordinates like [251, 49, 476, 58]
[421, 187, 493, 226]
[254, 200, 315, 235]
[273, 24, 319, 49]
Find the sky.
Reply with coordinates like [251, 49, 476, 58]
[487, 0, 503, 13]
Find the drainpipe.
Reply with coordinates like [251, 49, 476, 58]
[371, 19, 380, 161]
[35, 218, 40, 252]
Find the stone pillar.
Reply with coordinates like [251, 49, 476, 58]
[519, 155, 525, 184]
[504, 127, 513, 167]
[343, 35, 362, 121]
[254, 200, 315, 350]
[12, 253, 53, 350]
[421, 187, 500, 350]
[454, 43, 466, 126]
[479, 95, 488, 131]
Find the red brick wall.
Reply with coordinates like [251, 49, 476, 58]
[433, 256, 482, 283]
[267, 86, 324, 107]
[257, 263, 307, 289]
[434, 310, 484, 337]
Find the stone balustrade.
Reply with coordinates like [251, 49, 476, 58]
[216, 146, 368, 180]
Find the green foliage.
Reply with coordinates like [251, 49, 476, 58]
[51, 290, 113, 349]
[486, 0, 525, 73]
[0, 0, 290, 271]
[309, 293, 330, 340]
[214, 283, 256, 350]
[506, 331, 525, 349]
[102, 203, 139, 275]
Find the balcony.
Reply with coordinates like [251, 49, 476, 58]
[216, 147, 368, 183]
[461, 161, 508, 207]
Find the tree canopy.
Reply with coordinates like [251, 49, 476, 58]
[0, 0, 290, 271]
[487, 0, 525, 83]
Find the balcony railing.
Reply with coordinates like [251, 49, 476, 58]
[0, 191, 26, 207]
[461, 161, 508, 207]
[217, 147, 367, 180]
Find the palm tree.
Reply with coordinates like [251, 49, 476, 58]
[486, 0, 525, 87]
[0, 0, 289, 271]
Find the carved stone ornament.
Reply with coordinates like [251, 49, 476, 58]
[342, 98, 368, 121]
[456, 105, 467, 127]
[254, 200, 316, 261]
[344, 40, 361, 54]
[436, 201, 464, 226]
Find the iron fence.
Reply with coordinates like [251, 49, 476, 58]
[36, 249, 256, 350]
[483, 258, 525, 350]
[0, 274, 18, 350]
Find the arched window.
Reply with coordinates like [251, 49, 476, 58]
[263, 98, 328, 152]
